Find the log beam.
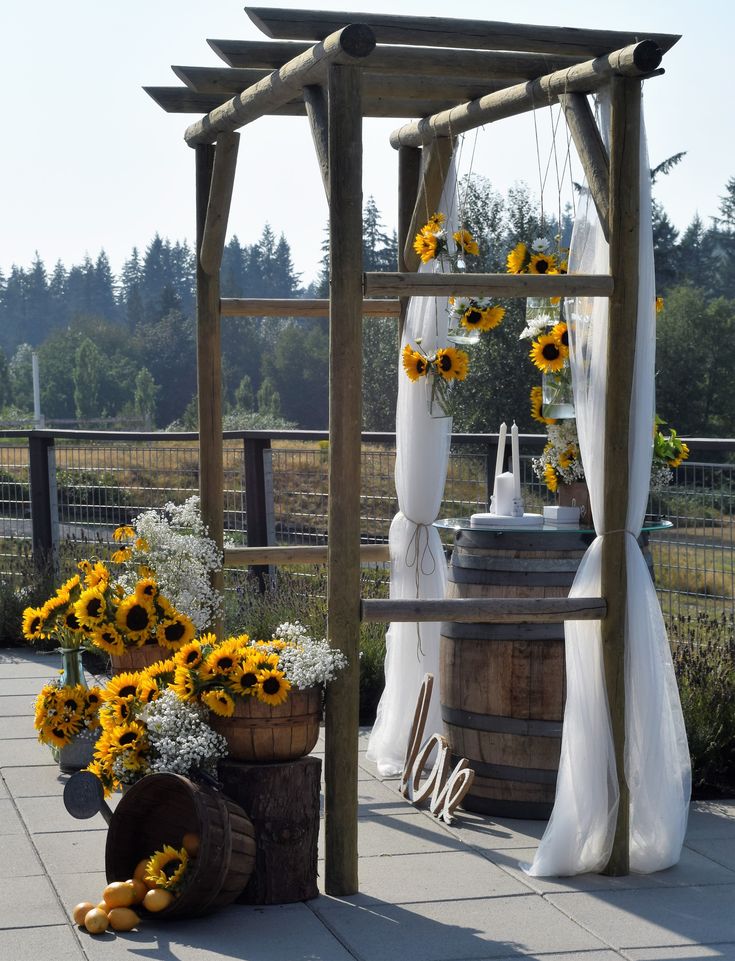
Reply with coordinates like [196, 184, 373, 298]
[325, 62, 363, 897]
[245, 8, 680, 57]
[361, 596, 607, 623]
[558, 93, 610, 241]
[397, 145, 421, 335]
[303, 84, 330, 200]
[225, 544, 390, 567]
[390, 42, 663, 148]
[184, 25, 375, 145]
[220, 298, 399, 317]
[364, 272, 614, 299]
[403, 137, 454, 272]
[199, 132, 240, 275]
[600, 77, 642, 877]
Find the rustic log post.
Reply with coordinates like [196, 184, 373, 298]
[28, 434, 55, 575]
[303, 84, 330, 200]
[558, 92, 610, 241]
[397, 145, 421, 338]
[402, 137, 454, 272]
[325, 61, 362, 897]
[200, 132, 240, 275]
[244, 436, 272, 589]
[195, 144, 224, 608]
[363, 272, 613, 299]
[601, 76, 642, 876]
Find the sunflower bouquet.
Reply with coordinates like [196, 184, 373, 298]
[412, 212, 480, 268]
[34, 681, 102, 749]
[22, 561, 196, 657]
[532, 420, 584, 494]
[446, 297, 505, 344]
[401, 340, 469, 417]
[506, 236, 568, 276]
[651, 416, 690, 492]
[168, 621, 347, 719]
[88, 664, 227, 796]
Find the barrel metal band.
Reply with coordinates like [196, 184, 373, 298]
[450, 754, 558, 785]
[442, 706, 563, 738]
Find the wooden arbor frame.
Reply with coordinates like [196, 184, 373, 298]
[147, 8, 680, 895]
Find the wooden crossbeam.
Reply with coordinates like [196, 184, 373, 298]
[220, 297, 399, 317]
[303, 84, 330, 199]
[225, 544, 389, 566]
[245, 8, 680, 57]
[199, 132, 240, 276]
[361, 596, 607, 623]
[403, 137, 454, 272]
[390, 41, 664, 148]
[210, 38, 589, 78]
[184, 25, 375, 145]
[364, 272, 614, 299]
[559, 93, 610, 242]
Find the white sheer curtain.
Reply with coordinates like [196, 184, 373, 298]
[366, 166, 457, 776]
[528, 90, 690, 877]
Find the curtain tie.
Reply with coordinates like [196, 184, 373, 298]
[402, 515, 439, 659]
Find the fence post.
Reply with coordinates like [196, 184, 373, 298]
[28, 434, 57, 575]
[244, 437, 272, 587]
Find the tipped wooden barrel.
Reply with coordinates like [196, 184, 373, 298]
[105, 773, 256, 918]
[440, 527, 652, 819]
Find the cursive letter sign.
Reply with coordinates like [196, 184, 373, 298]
[399, 673, 475, 824]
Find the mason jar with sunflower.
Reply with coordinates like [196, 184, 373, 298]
[401, 341, 470, 418]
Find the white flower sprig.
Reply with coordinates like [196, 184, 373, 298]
[139, 689, 227, 777]
[265, 621, 347, 689]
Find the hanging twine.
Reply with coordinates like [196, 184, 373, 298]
[403, 515, 439, 659]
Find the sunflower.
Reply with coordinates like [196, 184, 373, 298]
[528, 252, 557, 275]
[156, 614, 196, 651]
[174, 641, 203, 669]
[452, 229, 479, 256]
[543, 463, 559, 493]
[107, 720, 148, 759]
[434, 347, 469, 382]
[74, 587, 107, 629]
[413, 229, 439, 263]
[92, 625, 126, 657]
[201, 688, 235, 717]
[116, 595, 155, 640]
[424, 211, 445, 233]
[83, 561, 109, 589]
[144, 657, 176, 680]
[134, 537, 149, 552]
[256, 668, 291, 707]
[134, 578, 158, 603]
[62, 605, 82, 633]
[506, 242, 529, 274]
[202, 647, 240, 679]
[170, 667, 198, 702]
[530, 386, 557, 426]
[550, 321, 569, 358]
[145, 845, 189, 892]
[461, 304, 505, 332]
[103, 672, 141, 704]
[229, 661, 260, 697]
[529, 335, 565, 373]
[111, 547, 133, 564]
[401, 344, 429, 382]
[113, 525, 135, 542]
[656, 296, 664, 313]
[22, 606, 47, 641]
[40, 723, 71, 749]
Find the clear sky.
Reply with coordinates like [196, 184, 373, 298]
[1, 1, 731, 287]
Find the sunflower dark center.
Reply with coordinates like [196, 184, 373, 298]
[416, 359, 426, 374]
[163, 859, 182, 879]
[560, 329, 569, 347]
[119, 685, 137, 699]
[64, 698, 78, 710]
[87, 598, 102, 617]
[164, 622, 186, 642]
[542, 343, 561, 360]
[119, 732, 137, 746]
[184, 649, 199, 664]
[65, 612, 80, 630]
[465, 309, 482, 325]
[30, 616, 41, 633]
[216, 656, 233, 670]
[263, 677, 281, 695]
[536, 258, 549, 273]
[126, 604, 150, 631]
[439, 354, 453, 371]
[240, 672, 257, 689]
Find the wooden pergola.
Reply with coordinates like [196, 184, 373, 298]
[146, 8, 680, 895]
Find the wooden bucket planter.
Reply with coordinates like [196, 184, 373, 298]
[210, 687, 322, 763]
[111, 643, 171, 676]
[105, 772, 256, 919]
[440, 527, 652, 819]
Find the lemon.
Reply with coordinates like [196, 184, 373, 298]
[72, 902, 95, 926]
[108, 907, 140, 932]
[143, 888, 174, 913]
[103, 881, 136, 909]
[126, 878, 147, 904]
[182, 832, 200, 857]
[84, 907, 110, 935]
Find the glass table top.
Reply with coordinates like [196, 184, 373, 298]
[434, 516, 674, 534]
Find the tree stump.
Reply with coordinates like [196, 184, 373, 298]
[218, 755, 321, 904]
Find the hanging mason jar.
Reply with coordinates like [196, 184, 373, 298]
[446, 298, 482, 345]
[542, 367, 575, 419]
[525, 296, 561, 328]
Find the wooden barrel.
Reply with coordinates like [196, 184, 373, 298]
[440, 527, 652, 819]
[209, 687, 322, 763]
[111, 643, 171, 676]
[105, 773, 256, 918]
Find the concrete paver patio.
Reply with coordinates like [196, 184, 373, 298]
[2, 647, 735, 961]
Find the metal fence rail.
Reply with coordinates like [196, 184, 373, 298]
[0, 429, 732, 623]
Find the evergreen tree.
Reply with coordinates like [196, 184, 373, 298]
[234, 374, 255, 411]
[652, 201, 680, 293]
[120, 247, 145, 330]
[73, 336, 104, 424]
[9, 343, 33, 411]
[0, 347, 11, 407]
[257, 376, 282, 418]
[133, 367, 159, 429]
[25, 254, 51, 345]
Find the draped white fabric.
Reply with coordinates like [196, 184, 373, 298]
[366, 168, 457, 776]
[527, 93, 691, 877]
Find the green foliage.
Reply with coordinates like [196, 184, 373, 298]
[0, 544, 54, 649]
[670, 614, 735, 795]
[133, 367, 159, 429]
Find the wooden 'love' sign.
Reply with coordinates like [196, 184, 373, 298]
[400, 673, 475, 824]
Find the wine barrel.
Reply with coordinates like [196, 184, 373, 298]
[440, 527, 652, 819]
[106, 773, 256, 918]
